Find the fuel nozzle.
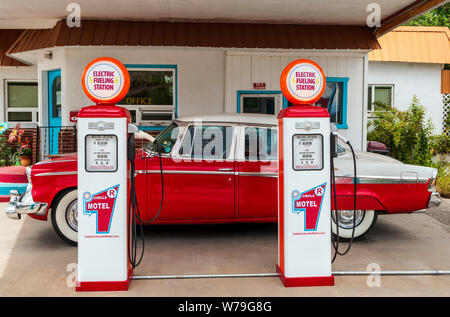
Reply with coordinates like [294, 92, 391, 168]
[127, 133, 136, 163]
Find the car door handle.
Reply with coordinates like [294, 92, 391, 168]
[217, 168, 233, 172]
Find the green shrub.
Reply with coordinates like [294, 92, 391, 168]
[367, 96, 434, 166]
[0, 135, 19, 167]
[433, 159, 450, 198]
[430, 133, 450, 155]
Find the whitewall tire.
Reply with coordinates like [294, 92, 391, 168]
[331, 209, 377, 241]
[51, 189, 78, 246]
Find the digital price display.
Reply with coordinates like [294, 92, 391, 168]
[85, 135, 118, 172]
[292, 134, 323, 170]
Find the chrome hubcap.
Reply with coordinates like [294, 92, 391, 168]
[332, 210, 364, 229]
[66, 200, 78, 231]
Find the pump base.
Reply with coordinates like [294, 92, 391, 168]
[76, 269, 133, 292]
[276, 265, 334, 287]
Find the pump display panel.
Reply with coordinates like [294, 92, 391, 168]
[292, 134, 323, 170]
[85, 135, 118, 172]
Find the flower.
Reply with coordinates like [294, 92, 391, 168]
[0, 122, 8, 135]
[8, 123, 24, 144]
[17, 138, 32, 157]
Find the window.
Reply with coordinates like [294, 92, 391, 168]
[6, 81, 38, 123]
[146, 122, 179, 153]
[368, 85, 393, 112]
[242, 95, 276, 114]
[244, 127, 277, 161]
[238, 92, 283, 115]
[287, 78, 348, 128]
[179, 125, 234, 160]
[118, 67, 176, 126]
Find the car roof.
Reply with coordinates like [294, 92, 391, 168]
[175, 113, 277, 126]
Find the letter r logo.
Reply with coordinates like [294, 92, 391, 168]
[291, 183, 326, 231]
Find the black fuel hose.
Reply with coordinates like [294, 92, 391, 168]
[331, 137, 357, 262]
[128, 135, 164, 269]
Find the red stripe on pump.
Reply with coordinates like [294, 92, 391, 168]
[278, 118, 285, 273]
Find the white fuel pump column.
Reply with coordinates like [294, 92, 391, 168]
[76, 105, 132, 291]
[76, 57, 132, 292]
[277, 59, 334, 287]
[277, 106, 334, 287]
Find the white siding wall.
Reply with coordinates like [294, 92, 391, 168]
[0, 66, 38, 127]
[368, 61, 444, 134]
[31, 46, 368, 149]
[49, 47, 225, 127]
[225, 51, 368, 149]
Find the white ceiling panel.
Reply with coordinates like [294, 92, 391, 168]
[0, 0, 419, 29]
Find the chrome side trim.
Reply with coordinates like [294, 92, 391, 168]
[136, 169, 277, 177]
[238, 172, 278, 178]
[35, 159, 76, 165]
[135, 170, 234, 175]
[35, 171, 77, 177]
[335, 176, 429, 184]
[136, 169, 429, 183]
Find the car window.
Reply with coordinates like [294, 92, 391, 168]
[179, 125, 234, 160]
[244, 127, 277, 161]
[146, 122, 179, 153]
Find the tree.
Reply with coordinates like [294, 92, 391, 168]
[404, 3, 450, 27]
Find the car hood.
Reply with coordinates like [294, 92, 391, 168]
[35, 153, 77, 165]
[30, 153, 78, 177]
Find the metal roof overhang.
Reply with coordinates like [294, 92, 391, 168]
[5, 20, 381, 65]
[0, 29, 27, 66]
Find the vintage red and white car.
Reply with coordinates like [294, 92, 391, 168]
[5, 114, 441, 245]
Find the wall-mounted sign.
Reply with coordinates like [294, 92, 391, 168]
[70, 111, 79, 122]
[280, 59, 326, 105]
[81, 57, 130, 104]
[253, 83, 266, 90]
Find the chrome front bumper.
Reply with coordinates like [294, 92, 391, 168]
[5, 184, 48, 220]
[428, 192, 442, 208]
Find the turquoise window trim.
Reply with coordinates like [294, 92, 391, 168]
[325, 77, 349, 129]
[123, 64, 178, 131]
[236, 77, 349, 129]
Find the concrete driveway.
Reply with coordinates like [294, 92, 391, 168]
[0, 201, 449, 297]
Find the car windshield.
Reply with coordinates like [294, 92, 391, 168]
[337, 141, 349, 154]
[145, 122, 179, 153]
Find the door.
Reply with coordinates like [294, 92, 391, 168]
[47, 70, 61, 155]
[237, 126, 278, 219]
[144, 123, 236, 221]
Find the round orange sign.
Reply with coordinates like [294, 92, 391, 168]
[280, 59, 326, 105]
[81, 57, 130, 104]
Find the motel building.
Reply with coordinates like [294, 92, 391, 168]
[0, 0, 444, 161]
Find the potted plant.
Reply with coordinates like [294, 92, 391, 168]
[17, 139, 32, 166]
[8, 124, 32, 166]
